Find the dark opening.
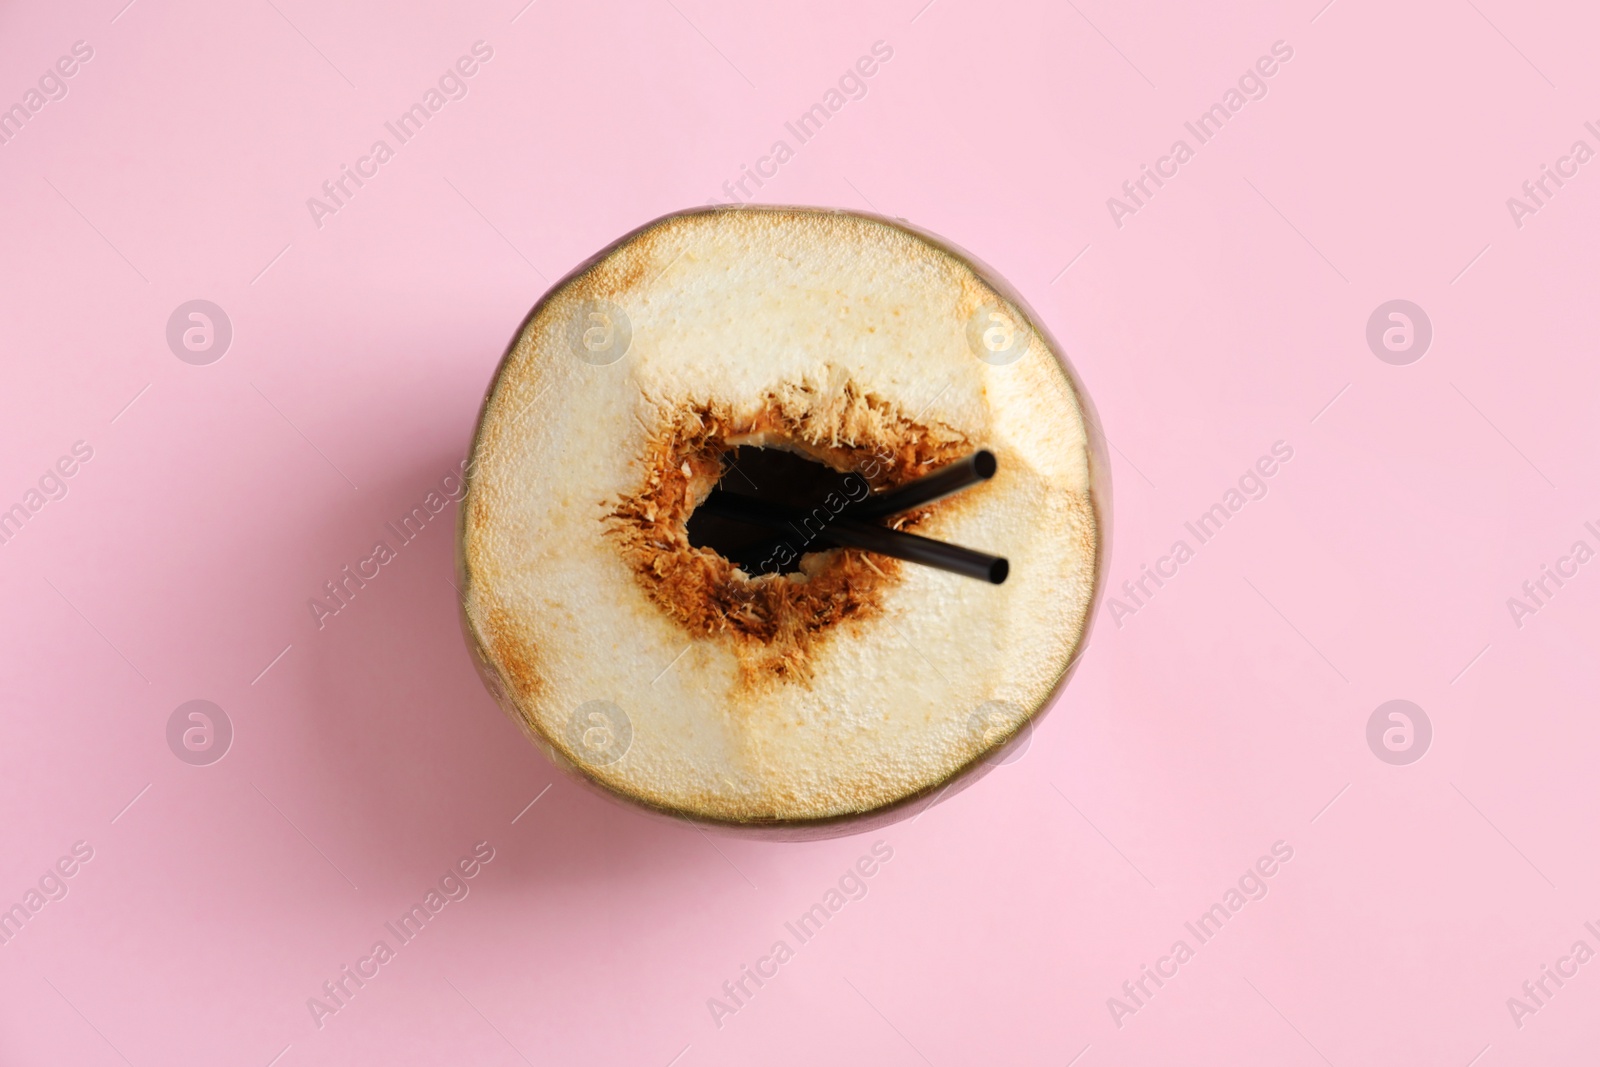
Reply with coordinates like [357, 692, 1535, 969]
[686, 447, 861, 575]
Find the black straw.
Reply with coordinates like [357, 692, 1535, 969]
[847, 450, 997, 520]
[700, 492, 1008, 584]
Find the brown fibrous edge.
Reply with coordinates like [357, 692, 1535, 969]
[604, 378, 972, 690]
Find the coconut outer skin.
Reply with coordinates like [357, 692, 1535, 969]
[458, 205, 1110, 837]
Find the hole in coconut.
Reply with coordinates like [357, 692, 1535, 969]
[686, 446, 863, 576]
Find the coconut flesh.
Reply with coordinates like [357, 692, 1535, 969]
[459, 206, 1104, 829]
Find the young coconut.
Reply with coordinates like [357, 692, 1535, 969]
[459, 206, 1107, 835]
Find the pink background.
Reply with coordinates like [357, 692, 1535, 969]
[2, 0, 1598, 1063]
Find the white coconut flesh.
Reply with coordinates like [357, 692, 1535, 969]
[460, 206, 1103, 826]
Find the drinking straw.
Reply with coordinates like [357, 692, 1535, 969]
[700, 492, 1008, 584]
[848, 450, 997, 520]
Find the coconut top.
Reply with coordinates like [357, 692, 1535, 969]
[460, 206, 1102, 827]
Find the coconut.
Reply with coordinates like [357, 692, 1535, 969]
[459, 206, 1107, 834]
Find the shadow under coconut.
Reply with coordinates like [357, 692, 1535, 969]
[283, 447, 733, 896]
